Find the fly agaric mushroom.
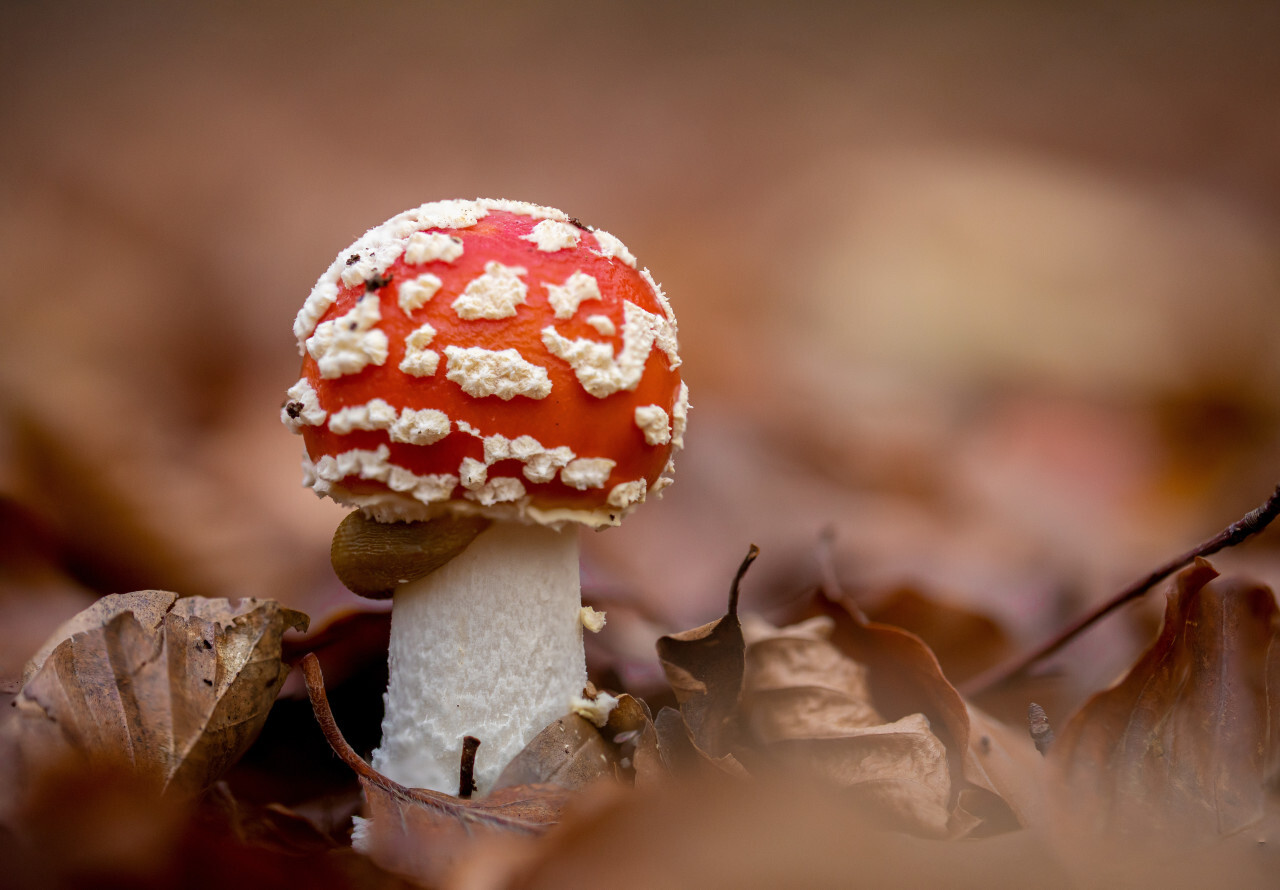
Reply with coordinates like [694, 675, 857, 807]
[283, 199, 686, 794]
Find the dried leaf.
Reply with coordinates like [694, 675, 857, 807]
[504, 772, 1076, 890]
[740, 613, 953, 836]
[655, 545, 756, 758]
[650, 705, 749, 780]
[1048, 559, 1280, 842]
[741, 614, 883, 741]
[807, 584, 1030, 835]
[11, 591, 308, 798]
[955, 703, 1047, 836]
[866, 587, 1014, 685]
[493, 714, 617, 791]
[601, 692, 666, 785]
[4, 757, 400, 890]
[300, 653, 572, 885]
[358, 780, 572, 886]
[21, 590, 179, 684]
[652, 548, 1036, 837]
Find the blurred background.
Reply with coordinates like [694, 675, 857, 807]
[2, 0, 1278, 719]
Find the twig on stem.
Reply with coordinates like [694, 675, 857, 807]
[962, 484, 1280, 696]
[458, 736, 480, 799]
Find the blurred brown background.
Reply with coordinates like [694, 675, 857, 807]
[2, 0, 1278, 708]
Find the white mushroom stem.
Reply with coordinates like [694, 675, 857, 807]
[369, 521, 585, 794]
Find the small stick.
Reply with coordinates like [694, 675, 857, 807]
[729, 544, 760, 618]
[962, 484, 1280, 696]
[458, 736, 481, 799]
[1027, 703, 1054, 755]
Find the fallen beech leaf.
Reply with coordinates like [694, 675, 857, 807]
[654, 546, 1034, 836]
[600, 692, 665, 785]
[492, 714, 617, 791]
[358, 781, 571, 886]
[866, 586, 1014, 685]
[493, 692, 658, 791]
[955, 703, 1047, 836]
[806, 578, 1030, 835]
[1048, 559, 1280, 843]
[502, 773, 1077, 890]
[741, 614, 883, 739]
[21, 589, 180, 685]
[655, 545, 756, 758]
[740, 613, 953, 836]
[11, 591, 308, 798]
[650, 705, 749, 780]
[5, 757, 400, 890]
[300, 653, 573, 885]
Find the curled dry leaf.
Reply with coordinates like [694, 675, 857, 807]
[301, 653, 583, 886]
[498, 772, 1073, 890]
[865, 587, 1015, 686]
[654, 545, 756, 760]
[8, 590, 308, 801]
[1048, 559, 1280, 845]
[493, 713, 619, 792]
[807, 582, 1033, 835]
[598, 692, 669, 787]
[19, 589, 181, 685]
[740, 614, 953, 837]
[653, 545, 1035, 837]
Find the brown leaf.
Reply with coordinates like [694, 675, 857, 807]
[866, 586, 1015, 686]
[650, 705, 749, 780]
[629, 716, 667, 787]
[807, 584, 1031, 835]
[358, 780, 572, 886]
[601, 692, 668, 785]
[955, 703, 1047, 836]
[21, 589, 179, 685]
[741, 614, 884, 740]
[10, 591, 308, 798]
[4, 756, 403, 890]
[493, 714, 617, 792]
[655, 545, 757, 758]
[300, 653, 572, 885]
[1048, 559, 1280, 842]
[740, 613, 953, 836]
[492, 691, 661, 791]
[651, 548, 1036, 837]
[503, 772, 1077, 890]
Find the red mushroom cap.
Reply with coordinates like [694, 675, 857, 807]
[283, 199, 687, 527]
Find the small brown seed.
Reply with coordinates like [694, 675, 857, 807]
[330, 510, 491, 599]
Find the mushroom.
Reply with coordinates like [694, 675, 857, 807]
[283, 199, 686, 794]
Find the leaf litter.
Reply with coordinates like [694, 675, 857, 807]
[5, 590, 308, 802]
[1048, 559, 1280, 843]
[5, 493, 1280, 888]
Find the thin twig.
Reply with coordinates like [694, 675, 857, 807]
[728, 544, 760, 618]
[458, 736, 480, 799]
[962, 484, 1280, 696]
